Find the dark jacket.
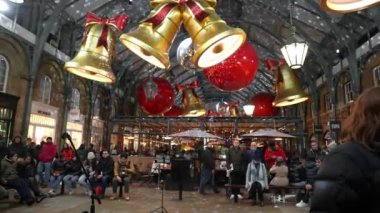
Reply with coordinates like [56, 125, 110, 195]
[17, 161, 36, 178]
[96, 156, 114, 177]
[246, 149, 264, 163]
[65, 159, 82, 176]
[306, 148, 326, 163]
[310, 141, 380, 213]
[77, 148, 88, 162]
[8, 143, 28, 158]
[51, 159, 67, 176]
[0, 157, 19, 184]
[200, 148, 215, 170]
[227, 147, 245, 171]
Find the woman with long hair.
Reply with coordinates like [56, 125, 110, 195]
[310, 86, 380, 212]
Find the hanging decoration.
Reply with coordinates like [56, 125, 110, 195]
[176, 37, 197, 71]
[266, 59, 308, 107]
[203, 41, 259, 91]
[243, 104, 255, 116]
[251, 93, 279, 117]
[120, 0, 246, 69]
[215, 100, 229, 116]
[137, 77, 175, 115]
[227, 101, 239, 117]
[164, 105, 183, 116]
[65, 12, 128, 83]
[177, 80, 206, 117]
[320, 0, 380, 13]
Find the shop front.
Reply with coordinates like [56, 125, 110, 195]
[91, 118, 104, 149]
[0, 92, 19, 143]
[28, 101, 58, 144]
[66, 111, 84, 148]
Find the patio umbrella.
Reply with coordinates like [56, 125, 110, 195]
[169, 128, 223, 139]
[241, 128, 296, 138]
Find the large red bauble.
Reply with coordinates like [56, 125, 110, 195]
[137, 77, 174, 115]
[203, 41, 259, 91]
[252, 93, 279, 117]
[164, 105, 182, 117]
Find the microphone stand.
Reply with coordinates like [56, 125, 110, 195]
[62, 132, 101, 213]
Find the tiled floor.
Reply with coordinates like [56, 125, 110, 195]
[0, 185, 309, 213]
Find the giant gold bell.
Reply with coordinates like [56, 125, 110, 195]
[181, 88, 206, 117]
[65, 24, 116, 83]
[120, 4, 182, 69]
[273, 64, 309, 107]
[181, 0, 246, 68]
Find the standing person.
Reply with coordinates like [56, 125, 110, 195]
[245, 154, 268, 206]
[77, 144, 88, 162]
[311, 87, 380, 213]
[269, 157, 289, 202]
[110, 153, 135, 200]
[264, 141, 286, 169]
[61, 143, 73, 161]
[0, 152, 35, 205]
[37, 137, 57, 188]
[199, 143, 219, 195]
[227, 139, 245, 200]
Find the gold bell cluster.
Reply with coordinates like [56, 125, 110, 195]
[65, 13, 129, 83]
[177, 80, 206, 117]
[120, 0, 247, 69]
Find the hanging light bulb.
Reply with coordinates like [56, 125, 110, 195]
[243, 104, 255, 116]
[281, 0, 308, 69]
[143, 78, 158, 100]
[8, 0, 24, 3]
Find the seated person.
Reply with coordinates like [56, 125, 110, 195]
[0, 152, 35, 205]
[90, 150, 114, 198]
[110, 152, 135, 201]
[63, 155, 82, 195]
[245, 154, 268, 207]
[291, 157, 307, 187]
[269, 156, 289, 202]
[78, 151, 96, 195]
[48, 154, 67, 196]
[17, 155, 46, 202]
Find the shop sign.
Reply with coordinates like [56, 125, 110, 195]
[31, 101, 58, 119]
[329, 120, 341, 132]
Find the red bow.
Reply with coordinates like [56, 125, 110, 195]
[265, 59, 287, 71]
[85, 12, 129, 50]
[145, 0, 209, 29]
[177, 79, 199, 91]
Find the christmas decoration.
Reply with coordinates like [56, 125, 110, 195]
[203, 41, 259, 91]
[137, 77, 175, 115]
[178, 80, 206, 117]
[65, 12, 128, 83]
[251, 93, 279, 117]
[164, 105, 183, 116]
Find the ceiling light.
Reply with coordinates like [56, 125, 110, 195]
[8, 0, 23, 3]
[243, 104, 255, 116]
[320, 0, 380, 13]
[0, 1, 9, 11]
[281, 0, 309, 69]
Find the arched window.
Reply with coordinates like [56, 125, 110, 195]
[71, 88, 80, 109]
[0, 55, 9, 92]
[40, 75, 52, 104]
[93, 98, 100, 118]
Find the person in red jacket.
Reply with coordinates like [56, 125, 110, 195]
[264, 141, 286, 169]
[61, 143, 73, 161]
[36, 137, 57, 188]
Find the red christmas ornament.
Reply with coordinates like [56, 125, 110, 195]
[203, 41, 259, 91]
[252, 93, 279, 117]
[164, 105, 183, 117]
[137, 77, 174, 115]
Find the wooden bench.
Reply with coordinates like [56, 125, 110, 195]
[268, 185, 304, 204]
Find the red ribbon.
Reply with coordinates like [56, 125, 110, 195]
[265, 58, 287, 71]
[85, 12, 129, 50]
[145, 0, 209, 29]
[177, 79, 199, 91]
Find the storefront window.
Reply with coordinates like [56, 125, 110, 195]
[40, 75, 52, 104]
[28, 114, 56, 144]
[71, 88, 80, 109]
[373, 65, 380, 86]
[344, 81, 354, 104]
[0, 55, 9, 92]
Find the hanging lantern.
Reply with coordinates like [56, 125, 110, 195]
[281, 42, 309, 69]
[181, 0, 246, 68]
[144, 78, 159, 100]
[137, 77, 175, 115]
[320, 0, 380, 13]
[164, 105, 183, 117]
[267, 60, 309, 107]
[251, 93, 279, 117]
[203, 41, 259, 91]
[178, 80, 206, 117]
[243, 104, 255, 116]
[119, 3, 182, 69]
[65, 12, 128, 83]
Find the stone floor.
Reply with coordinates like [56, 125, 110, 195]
[0, 184, 309, 213]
